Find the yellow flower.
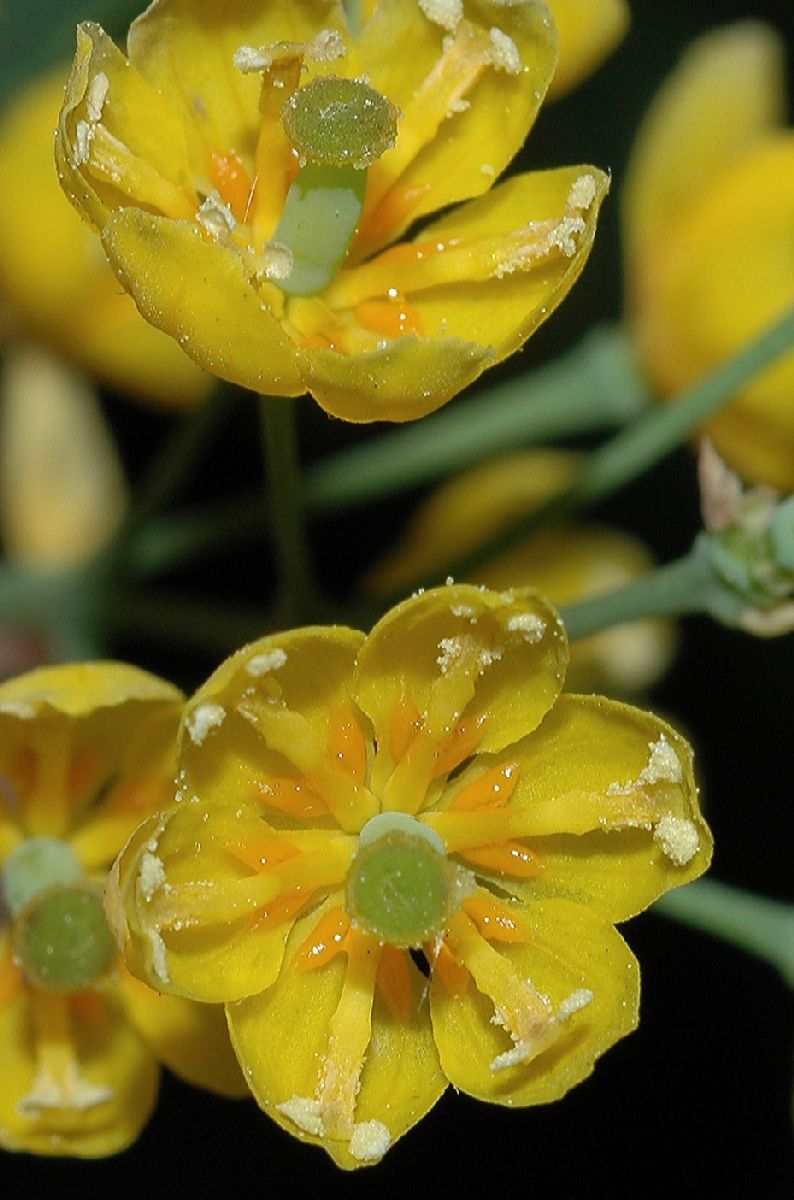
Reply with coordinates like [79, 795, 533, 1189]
[0, 68, 210, 408]
[366, 448, 676, 694]
[0, 662, 245, 1158]
[546, 0, 629, 99]
[56, 0, 608, 423]
[108, 585, 710, 1168]
[623, 22, 794, 491]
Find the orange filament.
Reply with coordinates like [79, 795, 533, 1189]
[375, 944, 413, 1022]
[108, 775, 170, 815]
[68, 750, 104, 805]
[328, 706, 368, 785]
[356, 296, 424, 340]
[70, 988, 109, 1026]
[429, 938, 470, 996]
[228, 836, 300, 874]
[209, 149, 254, 223]
[463, 894, 531, 943]
[293, 906, 351, 972]
[0, 947, 22, 1004]
[252, 888, 311, 930]
[459, 839, 544, 879]
[432, 713, 487, 778]
[388, 690, 423, 763]
[449, 762, 519, 812]
[255, 776, 328, 820]
[355, 182, 433, 259]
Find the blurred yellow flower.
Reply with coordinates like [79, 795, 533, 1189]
[367, 449, 675, 694]
[623, 22, 794, 491]
[108, 585, 710, 1168]
[0, 347, 128, 569]
[0, 68, 210, 408]
[0, 663, 245, 1158]
[546, 0, 629, 98]
[56, 0, 608, 422]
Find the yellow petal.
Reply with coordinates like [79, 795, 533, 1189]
[101, 208, 304, 396]
[545, 0, 629, 99]
[127, 0, 348, 179]
[357, 0, 559, 254]
[0, 976, 159, 1158]
[228, 899, 446, 1169]
[379, 167, 609, 357]
[0, 661, 181, 720]
[367, 450, 674, 694]
[633, 132, 794, 491]
[0, 67, 210, 405]
[177, 626, 372, 831]
[622, 22, 786, 269]
[430, 896, 638, 1104]
[298, 334, 493, 422]
[0, 347, 128, 567]
[116, 964, 247, 1098]
[434, 694, 710, 921]
[107, 808, 344, 1002]
[0, 662, 181, 843]
[56, 22, 197, 232]
[354, 584, 568, 810]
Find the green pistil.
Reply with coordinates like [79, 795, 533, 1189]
[2, 837, 83, 918]
[273, 76, 398, 297]
[2, 837, 116, 991]
[347, 813, 455, 948]
[14, 884, 117, 991]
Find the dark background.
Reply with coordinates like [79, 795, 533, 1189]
[2, 0, 794, 1195]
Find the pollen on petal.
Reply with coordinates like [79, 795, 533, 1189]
[185, 703, 226, 745]
[653, 815, 700, 866]
[349, 1119, 392, 1162]
[418, 0, 463, 33]
[246, 647, 288, 676]
[277, 1095, 325, 1136]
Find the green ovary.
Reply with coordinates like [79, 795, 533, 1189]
[346, 826, 453, 948]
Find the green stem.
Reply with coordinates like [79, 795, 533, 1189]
[573, 303, 794, 508]
[258, 395, 315, 621]
[559, 541, 728, 639]
[392, 303, 794, 593]
[656, 880, 794, 989]
[304, 325, 649, 510]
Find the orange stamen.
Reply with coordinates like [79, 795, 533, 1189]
[388, 690, 423, 763]
[255, 776, 329, 820]
[355, 296, 424, 340]
[68, 750, 104, 805]
[328, 706, 368, 785]
[209, 149, 254, 223]
[431, 713, 487, 778]
[429, 938, 470, 996]
[463, 894, 531, 943]
[375, 944, 413, 1022]
[252, 888, 313, 930]
[70, 988, 109, 1026]
[354, 182, 432, 259]
[449, 761, 519, 812]
[228, 836, 300, 874]
[459, 839, 544, 879]
[293, 906, 351, 972]
[108, 775, 170, 815]
[0, 945, 22, 1004]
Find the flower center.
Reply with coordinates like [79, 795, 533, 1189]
[346, 812, 467, 948]
[1, 837, 116, 991]
[272, 76, 398, 297]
